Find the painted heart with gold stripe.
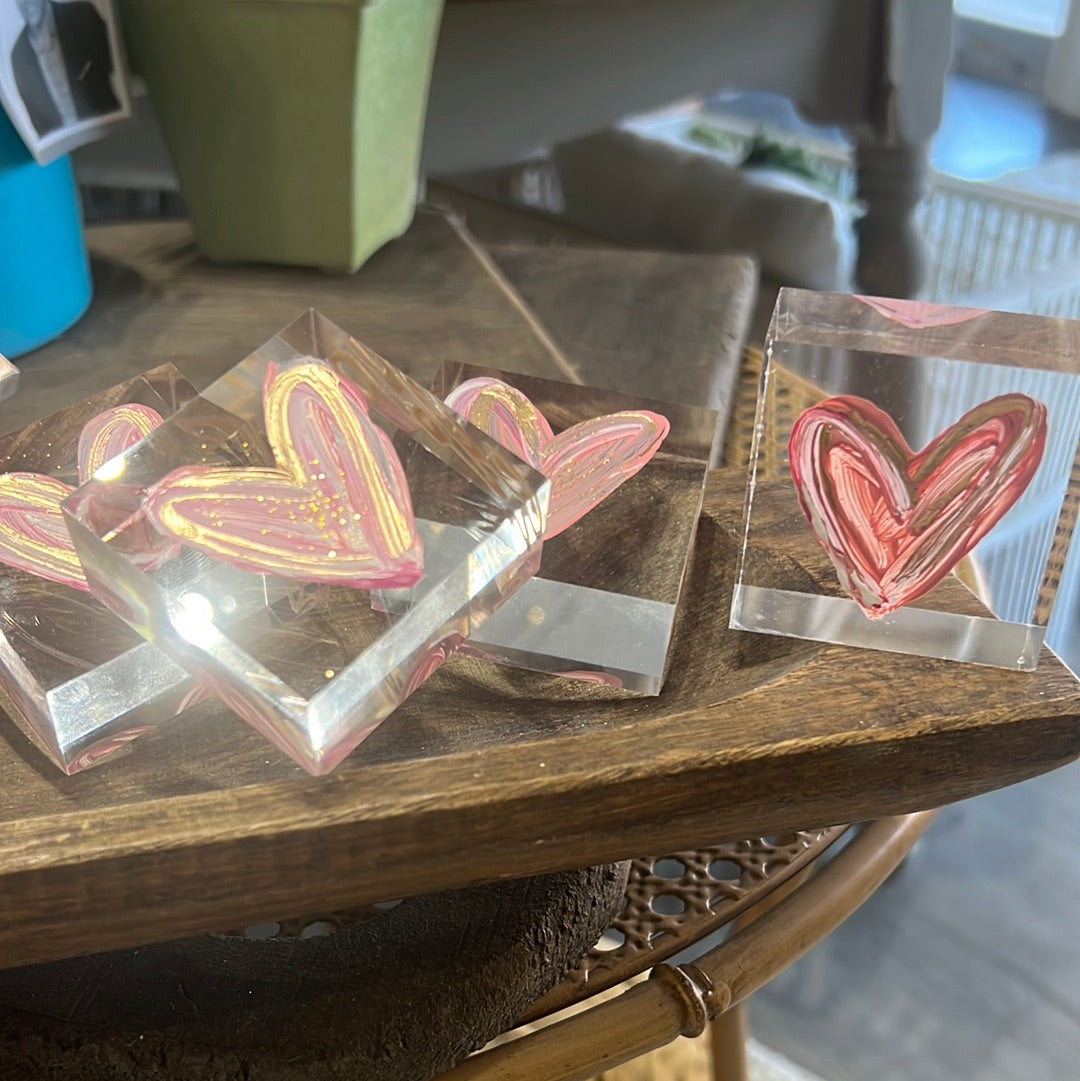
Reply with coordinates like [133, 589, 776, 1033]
[445, 377, 669, 540]
[146, 362, 423, 590]
[0, 404, 167, 591]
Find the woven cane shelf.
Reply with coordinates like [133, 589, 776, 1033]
[524, 826, 847, 1021]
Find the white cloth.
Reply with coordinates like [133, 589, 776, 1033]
[552, 127, 854, 292]
[34, 25, 79, 128]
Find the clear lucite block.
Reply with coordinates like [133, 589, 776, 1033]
[731, 290, 1080, 670]
[431, 364, 717, 693]
[0, 365, 198, 773]
[64, 311, 548, 774]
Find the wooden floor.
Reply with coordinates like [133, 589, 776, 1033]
[745, 761, 1080, 1081]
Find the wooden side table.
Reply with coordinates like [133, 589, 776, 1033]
[0, 205, 758, 1079]
[0, 210, 1074, 969]
[0, 204, 1075, 1081]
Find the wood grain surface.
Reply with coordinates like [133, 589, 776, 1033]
[0, 209, 578, 433]
[486, 245, 755, 456]
[0, 208, 1074, 971]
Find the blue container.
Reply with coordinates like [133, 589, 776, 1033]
[0, 111, 92, 358]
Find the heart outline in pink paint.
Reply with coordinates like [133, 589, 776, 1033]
[444, 377, 669, 540]
[788, 392, 1047, 618]
[146, 362, 423, 590]
[0, 404, 168, 592]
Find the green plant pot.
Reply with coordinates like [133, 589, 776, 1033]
[119, 0, 444, 271]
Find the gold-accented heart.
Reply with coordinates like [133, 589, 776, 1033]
[445, 378, 669, 539]
[0, 404, 167, 591]
[788, 393, 1047, 617]
[146, 362, 423, 589]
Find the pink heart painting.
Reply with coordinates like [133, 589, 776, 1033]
[788, 393, 1047, 618]
[0, 404, 167, 592]
[146, 362, 423, 590]
[444, 378, 669, 540]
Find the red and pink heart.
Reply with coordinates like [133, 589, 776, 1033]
[788, 393, 1047, 618]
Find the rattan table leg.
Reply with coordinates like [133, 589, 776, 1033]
[708, 857, 814, 1080]
[447, 980, 690, 1081]
[709, 1005, 748, 1081]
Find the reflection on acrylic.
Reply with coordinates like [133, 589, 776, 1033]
[0, 367, 198, 773]
[789, 393, 1047, 618]
[445, 377, 669, 539]
[434, 370, 713, 694]
[853, 296, 988, 330]
[0, 403, 169, 590]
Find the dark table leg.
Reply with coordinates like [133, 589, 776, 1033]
[854, 136, 931, 297]
[850, 0, 953, 298]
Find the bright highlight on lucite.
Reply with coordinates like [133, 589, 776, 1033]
[788, 392, 1048, 618]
